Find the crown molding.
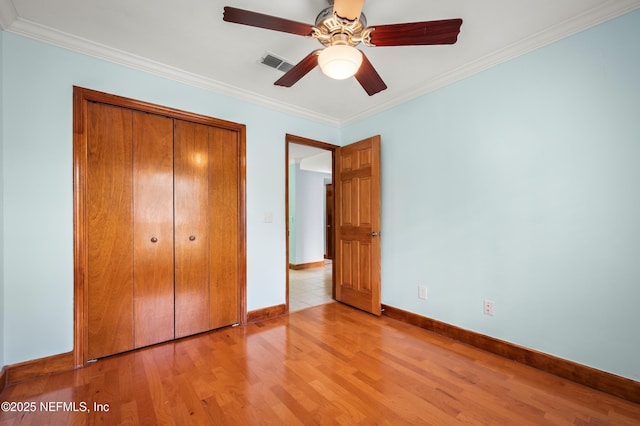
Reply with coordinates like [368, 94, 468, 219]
[2, 16, 341, 127]
[3, 0, 639, 128]
[339, 0, 640, 126]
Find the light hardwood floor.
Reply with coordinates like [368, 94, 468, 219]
[1, 303, 639, 425]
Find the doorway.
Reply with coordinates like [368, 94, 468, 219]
[285, 134, 338, 312]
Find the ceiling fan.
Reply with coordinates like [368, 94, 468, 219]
[223, 0, 463, 96]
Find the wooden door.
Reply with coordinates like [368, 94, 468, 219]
[325, 184, 334, 260]
[209, 127, 240, 329]
[86, 102, 135, 359]
[87, 107, 176, 358]
[132, 112, 175, 348]
[174, 120, 211, 338]
[334, 136, 381, 315]
[75, 87, 247, 365]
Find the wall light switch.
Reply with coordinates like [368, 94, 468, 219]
[418, 285, 427, 300]
[263, 212, 273, 223]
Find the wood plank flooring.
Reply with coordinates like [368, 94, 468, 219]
[1, 302, 639, 425]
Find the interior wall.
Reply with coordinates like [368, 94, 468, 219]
[292, 164, 331, 265]
[0, 31, 340, 365]
[341, 9, 640, 381]
[0, 29, 5, 367]
[288, 163, 297, 265]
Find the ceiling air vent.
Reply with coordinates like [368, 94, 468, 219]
[259, 52, 294, 73]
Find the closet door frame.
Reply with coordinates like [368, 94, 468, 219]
[73, 86, 247, 366]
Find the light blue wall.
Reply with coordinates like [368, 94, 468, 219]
[343, 9, 640, 380]
[0, 29, 5, 367]
[292, 165, 330, 265]
[288, 163, 296, 264]
[0, 32, 339, 365]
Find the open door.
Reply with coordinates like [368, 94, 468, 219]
[334, 135, 381, 315]
[325, 184, 334, 260]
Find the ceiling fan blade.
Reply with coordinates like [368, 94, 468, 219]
[354, 51, 387, 96]
[274, 50, 321, 87]
[223, 6, 314, 36]
[368, 18, 463, 46]
[332, 0, 366, 20]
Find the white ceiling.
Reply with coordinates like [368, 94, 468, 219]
[1, 0, 639, 126]
[289, 143, 332, 174]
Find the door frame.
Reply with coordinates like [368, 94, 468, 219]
[285, 134, 339, 310]
[73, 87, 247, 366]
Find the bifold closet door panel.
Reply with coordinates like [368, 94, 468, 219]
[132, 112, 175, 348]
[209, 127, 240, 328]
[87, 103, 134, 359]
[174, 120, 211, 338]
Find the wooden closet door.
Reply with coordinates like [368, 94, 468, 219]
[76, 87, 247, 364]
[209, 127, 240, 328]
[86, 102, 134, 360]
[132, 112, 175, 347]
[174, 120, 211, 338]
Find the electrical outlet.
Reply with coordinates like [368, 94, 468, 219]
[483, 300, 494, 316]
[418, 285, 427, 300]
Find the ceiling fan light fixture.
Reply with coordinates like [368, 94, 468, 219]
[318, 45, 363, 80]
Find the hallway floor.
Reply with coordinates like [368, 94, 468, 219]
[289, 260, 333, 312]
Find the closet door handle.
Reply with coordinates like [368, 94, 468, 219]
[150, 237, 158, 243]
[189, 235, 196, 241]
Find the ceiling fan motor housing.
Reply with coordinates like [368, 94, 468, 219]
[313, 6, 372, 47]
